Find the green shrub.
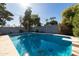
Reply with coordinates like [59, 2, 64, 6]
[73, 28, 79, 37]
[72, 13, 79, 37]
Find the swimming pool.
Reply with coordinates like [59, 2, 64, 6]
[10, 33, 72, 56]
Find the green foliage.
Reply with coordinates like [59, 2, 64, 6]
[50, 20, 58, 25]
[45, 17, 58, 26]
[60, 4, 79, 36]
[72, 13, 79, 28]
[0, 3, 13, 26]
[21, 7, 32, 31]
[21, 7, 41, 32]
[61, 17, 71, 25]
[31, 14, 41, 26]
[72, 11, 79, 36]
[0, 19, 5, 25]
[73, 28, 79, 37]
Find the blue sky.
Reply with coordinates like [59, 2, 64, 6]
[6, 3, 74, 26]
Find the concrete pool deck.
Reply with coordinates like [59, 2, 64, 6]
[0, 35, 19, 56]
[71, 37, 79, 56]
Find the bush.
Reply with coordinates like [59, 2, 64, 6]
[72, 13, 79, 37]
[73, 28, 79, 37]
[59, 24, 73, 35]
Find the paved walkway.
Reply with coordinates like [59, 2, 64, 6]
[71, 37, 79, 56]
[0, 35, 19, 56]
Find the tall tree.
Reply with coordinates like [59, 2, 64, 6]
[21, 7, 41, 32]
[31, 14, 41, 27]
[21, 7, 32, 31]
[60, 4, 79, 36]
[72, 8, 79, 36]
[60, 4, 76, 35]
[49, 20, 58, 25]
[0, 3, 14, 26]
[50, 17, 57, 25]
[45, 17, 57, 26]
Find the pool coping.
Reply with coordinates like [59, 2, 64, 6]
[0, 35, 19, 56]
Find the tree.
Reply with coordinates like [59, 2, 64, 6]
[60, 4, 79, 36]
[72, 4, 79, 36]
[31, 14, 41, 27]
[21, 7, 32, 31]
[21, 7, 41, 32]
[50, 17, 57, 25]
[0, 3, 14, 26]
[60, 17, 73, 35]
[72, 11, 79, 36]
[50, 20, 58, 25]
[60, 4, 77, 35]
[45, 17, 57, 26]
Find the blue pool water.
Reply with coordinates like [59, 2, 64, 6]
[10, 33, 72, 56]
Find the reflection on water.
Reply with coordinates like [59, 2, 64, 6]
[11, 33, 72, 56]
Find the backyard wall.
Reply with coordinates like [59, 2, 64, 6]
[31, 25, 60, 34]
[0, 25, 59, 34]
[0, 27, 26, 34]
